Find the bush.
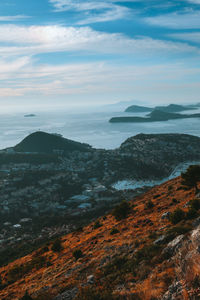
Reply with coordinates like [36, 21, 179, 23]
[73, 249, 83, 260]
[31, 256, 46, 269]
[51, 238, 63, 252]
[112, 201, 130, 221]
[110, 228, 120, 235]
[189, 199, 200, 210]
[172, 198, 178, 204]
[192, 275, 200, 289]
[20, 291, 33, 300]
[186, 207, 198, 220]
[7, 264, 30, 284]
[93, 220, 102, 229]
[146, 200, 154, 209]
[170, 208, 185, 224]
[6, 255, 47, 284]
[181, 165, 200, 192]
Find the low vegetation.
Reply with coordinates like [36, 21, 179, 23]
[170, 208, 185, 224]
[110, 228, 120, 235]
[93, 220, 102, 229]
[73, 249, 83, 260]
[51, 238, 63, 252]
[6, 255, 47, 284]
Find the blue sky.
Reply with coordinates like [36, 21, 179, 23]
[0, 0, 200, 110]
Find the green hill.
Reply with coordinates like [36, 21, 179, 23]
[14, 131, 92, 154]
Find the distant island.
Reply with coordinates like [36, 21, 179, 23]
[125, 103, 197, 113]
[24, 114, 36, 117]
[125, 105, 153, 113]
[109, 109, 200, 123]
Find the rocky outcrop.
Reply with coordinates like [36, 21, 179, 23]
[53, 287, 78, 300]
[161, 225, 200, 299]
[161, 281, 183, 300]
[162, 235, 185, 258]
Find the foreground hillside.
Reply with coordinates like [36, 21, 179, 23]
[1, 176, 200, 299]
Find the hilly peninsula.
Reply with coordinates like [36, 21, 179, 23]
[110, 109, 200, 123]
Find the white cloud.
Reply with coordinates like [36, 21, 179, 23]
[0, 15, 30, 22]
[186, 0, 200, 3]
[0, 24, 197, 58]
[1, 56, 200, 102]
[169, 32, 200, 43]
[49, 0, 131, 24]
[145, 11, 200, 29]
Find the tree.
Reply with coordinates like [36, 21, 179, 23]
[112, 201, 130, 221]
[73, 249, 83, 260]
[20, 291, 33, 300]
[181, 165, 200, 193]
[51, 238, 62, 252]
[170, 208, 185, 224]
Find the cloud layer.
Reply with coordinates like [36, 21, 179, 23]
[0, 24, 198, 58]
[0, 0, 200, 106]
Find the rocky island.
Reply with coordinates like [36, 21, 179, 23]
[110, 109, 200, 123]
[24, 114, 36, 117]
[125, 103, 197, 113]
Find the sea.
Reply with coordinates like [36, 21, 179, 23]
[0, 107, 200, 150]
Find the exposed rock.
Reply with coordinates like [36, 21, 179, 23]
[161, 211, 171, 220]
[154, 235, 166, 245]
[162, 235, 184, 258]
[193, 217, 200, 228]
[195, 192, 200, 199]
[53, 287, 78, 300]
[161, 281, 183, 300]
[87, 275, 95, 284]
[99, 256, 111, 267]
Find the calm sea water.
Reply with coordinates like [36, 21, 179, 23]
[0, 108, 200, 150]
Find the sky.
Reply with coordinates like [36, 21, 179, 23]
[0, 0, 200, 110]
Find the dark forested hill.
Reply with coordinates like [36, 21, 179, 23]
[14, 131, 92, 154]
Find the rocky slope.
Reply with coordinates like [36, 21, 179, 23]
[1, 176, 200, 299]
